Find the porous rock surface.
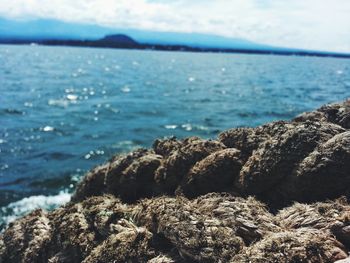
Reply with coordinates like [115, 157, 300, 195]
[1, 99, 350, 263]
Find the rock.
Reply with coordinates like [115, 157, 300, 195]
[281, 131, 350, 202]
[147, 255, 178, 263]
[153, 137, 182, 156]
[218, 121, 296, 159]
[81, 220, 156, 263]
[132, 196, 244, 262]
[72, 102, 349, 205]
[0, 209, 51, 263]
[73, 149, 164, 203]
[276, 198, 350, 230]
[191, 193, 278, 244]
[275, 198, 350, 250]
[237, 121, 345, 202]
[218, 127, 264, 158]
[3, 100, 350, 263]
[335, 257, 350, 263]
[0, 238, 5, 263]
[107, 152, 163, 202]
[1, 194, 350, 263]
[154, 137, 226, 193]
[231, 229, 348, 263]
[180, 148, 242, 197]
[47, 195, 134, 262]
[294, 100, 350, 128]
[104, 149, 151, 199]
[73, 163, 109, 201]
[330, 210, 350, 249]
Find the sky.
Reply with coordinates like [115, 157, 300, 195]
[0, 0, 349, 52]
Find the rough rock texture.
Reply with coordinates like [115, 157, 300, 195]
[133, 195, 245, 262]
[231, 229, 348, 263]
[2, 193, 350, 263]
[180, 148, 242, 197]
[71, 101, 350, 206]
[2, 100, 350, 263]
[276, 198, 350, 231]
[283, 131, 350, 202]
[294, 99, 350, 129]
[0, 209, 51, 263]
[191, 193, 278, 245]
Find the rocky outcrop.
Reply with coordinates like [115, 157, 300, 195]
[1, 99, 350, 263]
[2, 194, 350, 263]
[71, 100, 350, 207]
[294, 100, 350, 129]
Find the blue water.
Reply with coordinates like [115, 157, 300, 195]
[0, 44, 350, 228]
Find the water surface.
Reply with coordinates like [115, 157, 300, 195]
[1, 45, 349, 229]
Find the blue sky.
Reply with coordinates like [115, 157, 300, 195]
[0, 0, 349, 52]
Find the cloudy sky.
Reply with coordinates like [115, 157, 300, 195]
[0, 0, 349, 52]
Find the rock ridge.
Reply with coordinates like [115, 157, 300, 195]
[1, 99, 350, 263]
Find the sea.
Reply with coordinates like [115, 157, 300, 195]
[0, 44, 349, 230]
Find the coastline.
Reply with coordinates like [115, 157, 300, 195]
[1, 40, 350, 59]
[1, 99, 350, 262]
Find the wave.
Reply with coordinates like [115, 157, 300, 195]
[0, 190, 71, 231]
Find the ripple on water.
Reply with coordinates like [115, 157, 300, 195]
[1, 46, 350, 231]
[48, 99, 69, 108]
[121, 86, 131, 93]
[2, 109, 25, 115]
[164, 125, 177, 129]
[41, 126, 54, 132]
[66, 94, 78, 101]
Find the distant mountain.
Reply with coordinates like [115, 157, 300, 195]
[1, 17, 349, 58]
[0, 17, 284, 51]
[101, 34, 138, 45]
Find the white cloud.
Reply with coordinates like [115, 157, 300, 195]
[0, 0, 349, 52]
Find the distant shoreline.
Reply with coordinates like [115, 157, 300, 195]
[1, 39, 350, 59]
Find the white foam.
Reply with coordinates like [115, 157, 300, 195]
[121, 86, 131, 93]
[181, 123, 193, 131]
[66, 94, 78, 101]
[1, 191, 71, 227]
[48, 99, 69, 108]
[165, 125, 177, 129]
[42, 126, 54, 132]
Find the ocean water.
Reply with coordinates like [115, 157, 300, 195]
[0, 44, 349, 230]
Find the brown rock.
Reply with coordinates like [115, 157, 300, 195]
[237, 121, 344, 199]
[231, 229, 348, 263]
[154, 137, 226, 193]
[335, 257, 350, 263]
[82, 220, 156, 263]
[133, 196, 244, 262]
[109, 153, 163, 202]
[3, 100, 350, 263]
[180, 148, 242, 197]
[294, 100, 350, 129]
[276, 198, 350, 230]
[73, 163, 109, 201]
[282, 131, 350, 202]
[147, 255, 178, 263]
[218, 121, 296, 159]
[153, 137, 182, 156]
[191, 193, 278, 244]
[1, 209, 51, 263]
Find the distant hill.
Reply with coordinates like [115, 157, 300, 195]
[0, 17, 284, 51]
[100, 34, 138, 45]
[0, 17, 349, 58]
